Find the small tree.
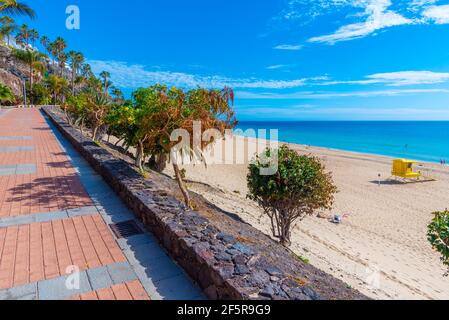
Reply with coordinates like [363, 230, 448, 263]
[428, 210, 449, 276]
[0, 82, 15, 105]
[85, 92, 112, 141]
[247, 145, 337, 246]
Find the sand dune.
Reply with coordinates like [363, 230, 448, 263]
[164, 136, 449, 300]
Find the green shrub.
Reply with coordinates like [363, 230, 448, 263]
[247, 145, 337, 246]
[428, 210, 449, 276]
[0, 82, 15, 105]
[27, 82, 51, 105]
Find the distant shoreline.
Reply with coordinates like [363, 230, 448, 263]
[235, 121, 449, 164]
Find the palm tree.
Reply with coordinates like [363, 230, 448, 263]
[99, 71, 111, 96]
[13, 48, 46, 101]
[15, 24, 38, 47]
[0, 83, 14, 105]
[51, 37, 67, 75]
[68, 51, 84, 94]
[0, 0, 35, 19]
[45, 75, 68, 104]
[81, 63, 93, 78]
[110, 86, 124, 103]
[40, 35, 49, 52]
[57, 51, 68, 77]
[0, 16, 16, 45]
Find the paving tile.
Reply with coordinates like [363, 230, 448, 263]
[0, 136, 32, 141]
[0, 283, 37, 300]
[0, 215, 35, 228]
[0, 146, 34, 153]
[132, 255, 182, 283]
[155, 274, 205, 300]
[15, 164, 36, 175]
[86, 266, 114, 291]
[107, 262, 138, 284]
[67, 206, 98, 217]
[37, 270, 92, 300]
[117, 234, 157, 250]
[34, 210, 68, 223]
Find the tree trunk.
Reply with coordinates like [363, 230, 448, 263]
[279, 210, 292, 247]
[114, 137, 124, 146]
[71, 69, 75, 95]
[29, 63, 33, 104]
[173, 163, 191, 208]
[148, 153, 167, 172]
[135, 141, 144, 171]
[92, 126, 99, 141]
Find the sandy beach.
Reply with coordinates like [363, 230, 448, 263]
[163, 135, 449, 300]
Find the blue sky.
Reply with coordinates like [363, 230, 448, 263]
[15, 0, 449, 120]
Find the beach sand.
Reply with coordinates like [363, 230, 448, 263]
[163, 135, 449, 300]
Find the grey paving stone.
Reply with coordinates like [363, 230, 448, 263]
[101, 213, 134, 224]
[124, 242, 168, 267]
[107, 261, 138, 284]
[0, 283, 37, 300]
[155, 274, 205, 300]
[86, 266, 114, 291]
[0, 215, 35, 228]
[15, 164, 36, 175]
[96, 202, 132, 215]
[37, 271, 92, 300]
[0, 167, 16, 176]
[67, 206, 98, 217]
[0, 163, 36, 175]
[35, 210, 68, 223]
[0, 136, 32, 141]
[0, 206, 97, 227]
[0, 146, 34, 153]
[117, 234, 156, 250]
[133, 254, 182, 283]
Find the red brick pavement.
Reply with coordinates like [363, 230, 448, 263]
[0, 109, 92, 217]
[0, 108, 150, 300]
[0, 214, 126, 289]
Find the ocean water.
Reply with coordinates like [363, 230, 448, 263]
[236, 121, 449, 163]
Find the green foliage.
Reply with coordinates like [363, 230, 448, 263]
[84, 92, 112, 140]
[0, 0, 36, 19]
[44, 75, 69, 104]
[26, 82, 50, 104]
[428, 210, 449, 276]
[247, 145, 337, 246]
[0, 16, 17, 45]
[0, 82, 15, 104]
[293, 253, 310, 264]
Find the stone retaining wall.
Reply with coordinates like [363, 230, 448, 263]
[43, 106, 368, 300]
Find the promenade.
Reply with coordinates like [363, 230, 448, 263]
[0, 108, 202, 300]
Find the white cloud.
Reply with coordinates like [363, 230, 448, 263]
[273, 44, 303, 50]
[423, 4, 449, 24]
[309, 0, 413, 44]
[88, 59, 321, 89]
[278, 0, 449, 45]
[266, 64, 289, 70]
[367, 71, 449, 85]
[236, 88, 449, 99]
[321, 71, 449, 86]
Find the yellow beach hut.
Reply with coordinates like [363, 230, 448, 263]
[391, 159, 422, 179]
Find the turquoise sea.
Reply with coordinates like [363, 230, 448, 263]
[236, 121, 449, 164]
